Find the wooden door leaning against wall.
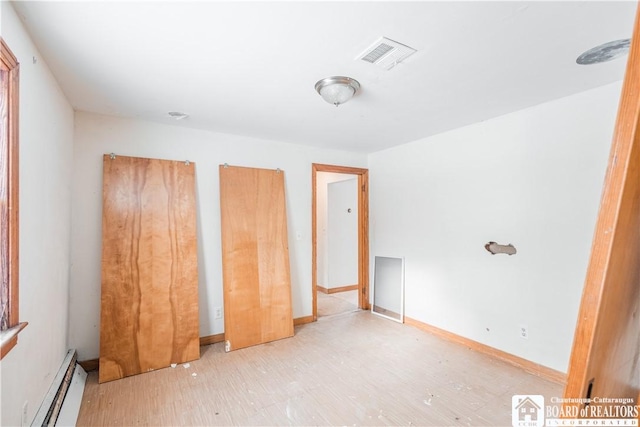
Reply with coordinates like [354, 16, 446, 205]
[99, 154, 200, 383]
[219, 165, 294, 352]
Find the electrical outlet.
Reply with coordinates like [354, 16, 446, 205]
[21, 401, 28, 427]
[519, 324, 529, 340]
[214, 307, 222, 319]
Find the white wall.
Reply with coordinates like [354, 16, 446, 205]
[369, 82, 621, 372]
[327, 178, 358, 288]
[1, 3, 75, 426]
[70, 112, 367, 360]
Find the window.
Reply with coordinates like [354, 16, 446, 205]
[1, 38, 26, 360]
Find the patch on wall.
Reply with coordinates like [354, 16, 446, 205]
[485, 241, 517, 255]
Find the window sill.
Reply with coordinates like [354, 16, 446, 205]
[1, 322, 28, 360]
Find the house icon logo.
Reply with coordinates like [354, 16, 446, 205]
[512, 395, 544, 427]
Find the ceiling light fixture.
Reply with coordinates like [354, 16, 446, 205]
[314, 76, 360, 107]
[576, 39, 630, 65]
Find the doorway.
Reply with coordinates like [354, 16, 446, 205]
[312, 164, 369, 321]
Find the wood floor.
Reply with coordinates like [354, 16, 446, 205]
[77, 300, 562, 426]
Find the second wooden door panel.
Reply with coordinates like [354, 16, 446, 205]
[219, 165, 294, 351]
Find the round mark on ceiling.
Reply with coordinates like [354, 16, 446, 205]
[577, 39, 630, 65]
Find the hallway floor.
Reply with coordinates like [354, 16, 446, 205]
[317, 289, 359, 318]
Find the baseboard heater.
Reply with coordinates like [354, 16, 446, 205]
[31, 349, 87, 426]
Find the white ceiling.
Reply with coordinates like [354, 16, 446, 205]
[12, 1, 637, 153]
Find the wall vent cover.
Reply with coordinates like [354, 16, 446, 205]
[356, 37, 417, 70]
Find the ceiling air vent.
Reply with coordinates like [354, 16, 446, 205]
[356, 37, 417, 70]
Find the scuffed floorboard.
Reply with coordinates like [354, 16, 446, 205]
[77, 310, 562, 426]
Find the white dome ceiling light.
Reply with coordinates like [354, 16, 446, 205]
[314, 76, 360, 107]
